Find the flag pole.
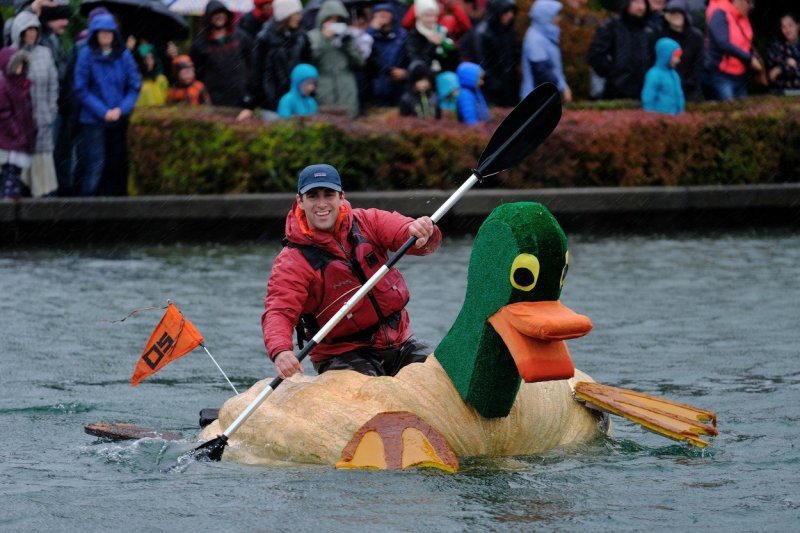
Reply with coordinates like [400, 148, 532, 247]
[201, 344, 239, 394]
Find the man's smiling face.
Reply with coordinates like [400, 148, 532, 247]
[298, 188, 343, 232]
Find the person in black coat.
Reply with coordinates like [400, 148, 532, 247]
[237, 0, 274, 40]
[587, 0, 657, 100]
[469, 0, 518, 107]
[239, 0, 305, 120]
[365, 3, 409, 108]
[658, 0, 704, 102]
[190, 1, 252, 107]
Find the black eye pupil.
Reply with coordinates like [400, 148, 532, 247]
[513, 268, 535, 287]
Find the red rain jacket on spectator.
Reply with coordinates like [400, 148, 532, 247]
[262, 199, 442, 362]
[705, 0, 753, 76]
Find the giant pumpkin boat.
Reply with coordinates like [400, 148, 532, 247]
[190, 202, 717, 472]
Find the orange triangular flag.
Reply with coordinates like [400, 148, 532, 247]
[131, 302, 204, 386]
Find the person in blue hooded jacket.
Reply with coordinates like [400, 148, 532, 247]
[277, 63, 319, 118]
[73, 13, 141, 196]
[435, 70, 458, 117]
[641, 37, 685, 115]
[520, 0, 571, 102]
[455, 61, 488, 126]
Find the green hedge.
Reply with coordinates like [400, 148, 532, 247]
[128, 98, 800, 195]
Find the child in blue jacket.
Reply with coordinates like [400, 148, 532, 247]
[277, 63, 319, 118]
[642, 37, 685, 115]
[455, 62, 489, 126]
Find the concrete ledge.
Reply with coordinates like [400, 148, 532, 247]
[2, 184, 799, 245]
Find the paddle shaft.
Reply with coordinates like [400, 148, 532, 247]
[218, 174, 481, 440]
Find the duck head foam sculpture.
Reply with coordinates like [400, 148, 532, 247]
[436, 202, 592, 419]
[198, 202, 612, 471]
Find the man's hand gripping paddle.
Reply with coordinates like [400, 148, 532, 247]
[191, 83, 563, 462]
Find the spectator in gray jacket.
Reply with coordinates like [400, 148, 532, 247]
[303, 0, 366, 117]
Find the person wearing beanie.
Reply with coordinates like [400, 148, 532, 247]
[365, 2, 409, 107]
[641, 36, 685, 114]
[10, 9, 58, 197]
[398, 60, 440, 118]
[166, 55, 211, 106]
[400, 0, 472, 42]
[587, 0, 658, 100]
[277, 62, 319, 117]
[303, 0, 366, 118]
[657, 0, 704, 102]
[239, 0, 305, 121]
[273, 0, 302, 25]
[72, 13, 141, 196]
[263, 163, 442, 379]
[238, 0, 274, 40]
[405, 0, 457, 74]
[0, 47, 37, 200]
[189, 0, 253, 107]
[455, 61, 489, 126]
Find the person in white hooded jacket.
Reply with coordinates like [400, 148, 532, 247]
[10, 9, 58, 197]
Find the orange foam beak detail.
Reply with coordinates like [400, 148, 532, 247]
[487, 301, 593, 383]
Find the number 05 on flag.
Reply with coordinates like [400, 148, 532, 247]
[131, 302, 204, 386]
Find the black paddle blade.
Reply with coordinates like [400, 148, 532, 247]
[191, 434, 228, 461]
[477, 82, 562, 178]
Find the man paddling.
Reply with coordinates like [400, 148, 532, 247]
[262, 164, 442, 379]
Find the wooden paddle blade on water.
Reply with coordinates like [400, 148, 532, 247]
[574, 381, 718, 448]
[84, 422, 183, 442]
[477, 82, 562, 178]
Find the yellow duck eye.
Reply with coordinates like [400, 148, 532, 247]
[510, 253, 540, 291]
[560, 251, 569, 288]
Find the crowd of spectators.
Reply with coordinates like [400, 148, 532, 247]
[1, 0, 798, 200]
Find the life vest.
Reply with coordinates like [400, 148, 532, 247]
[707, 1, 752, 76]
[286, 220, 410, 344]
[167, 81, 209, 106]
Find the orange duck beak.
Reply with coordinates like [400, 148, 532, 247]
[487, 301, 593, 383]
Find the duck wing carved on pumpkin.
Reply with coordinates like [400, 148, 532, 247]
[198, 203, 716, 471]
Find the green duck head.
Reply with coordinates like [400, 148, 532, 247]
[435, 202, 593, 418]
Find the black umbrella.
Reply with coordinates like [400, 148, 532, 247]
[80, 0, 189, 41]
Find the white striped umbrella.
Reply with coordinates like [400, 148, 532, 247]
[163, 0, 254, 16]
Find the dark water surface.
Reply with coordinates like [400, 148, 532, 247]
[1, 230, 799, 531]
